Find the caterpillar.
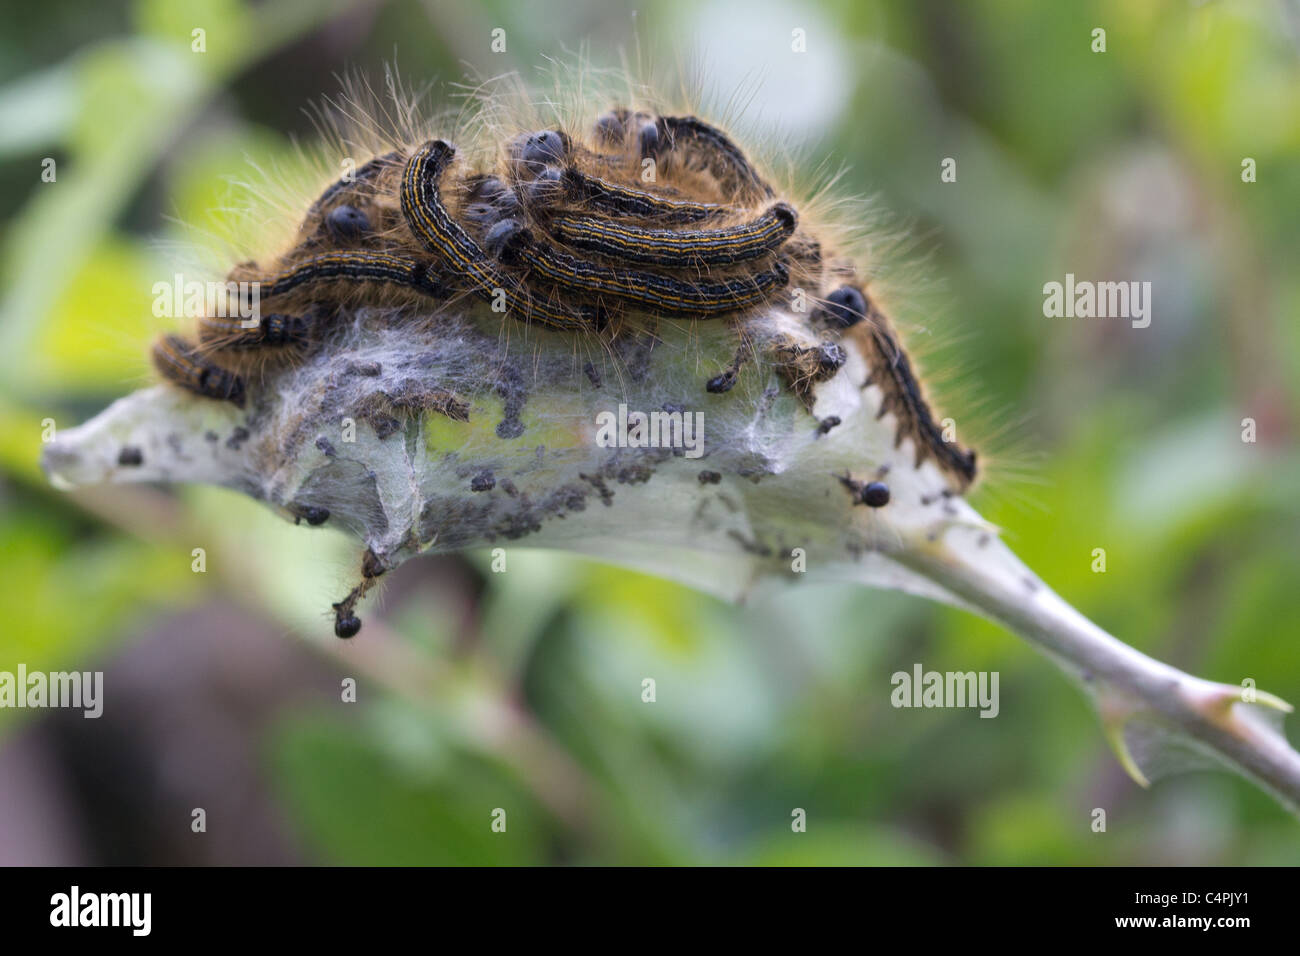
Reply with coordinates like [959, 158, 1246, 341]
[547, 202, 797, 267]
[822, 283, 978, 486]
[194, 251, 446, 351]
[305, 149, 401, 217]
[559, 167, 726, 223]
[151, 334, 246, 406]
[648, 115, 776, 202]
[197, 312, 310, 350]
[490, 218, 791, 315]
[256, 251, 445, 301]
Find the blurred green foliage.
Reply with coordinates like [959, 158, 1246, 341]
[0, 0, 1297, 863]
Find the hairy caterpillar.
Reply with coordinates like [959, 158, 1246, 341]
[254, 251, 444, 300]
[647, 114, 777, 201]
[547, 203, 797, 267]
[197, 312, 310, 350]
[490, 219, 791, 315]
[559, 168, 726, 222]
[305, 149, 401, 217]
[150, 335, 246, 406]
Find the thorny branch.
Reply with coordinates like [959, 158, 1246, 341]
[40, 307, 1300, 817]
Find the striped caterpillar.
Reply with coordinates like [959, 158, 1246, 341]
[150, 83, 977, 634]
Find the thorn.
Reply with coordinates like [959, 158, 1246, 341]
[1097, 693, 1151, 788]
[1254, 691, 1295, 714]
[1182, 682, 1295, 744]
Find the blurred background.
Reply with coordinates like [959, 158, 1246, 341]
[1, 0, 1298, 864]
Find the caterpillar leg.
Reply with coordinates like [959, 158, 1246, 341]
[151, 334, 246, 406]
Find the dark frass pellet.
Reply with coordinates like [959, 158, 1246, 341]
[706, 369, 738, 394]
[861, 481, 891, 508]
[302, 506, 330, 525]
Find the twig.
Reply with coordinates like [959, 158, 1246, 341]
[898, 529, 1300, 815]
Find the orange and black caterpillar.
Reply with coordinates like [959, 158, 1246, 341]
[153, 103, 976, 489]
